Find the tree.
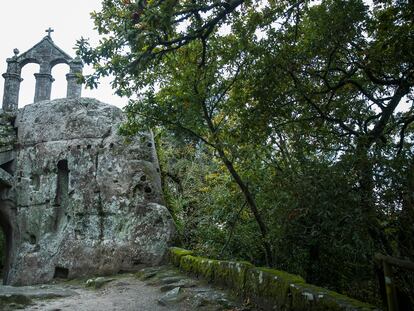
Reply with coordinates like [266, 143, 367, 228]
[77, 0, 414, 303]
[252, 0, 414, 253]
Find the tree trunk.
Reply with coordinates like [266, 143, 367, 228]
[198, 85, 273, 265]
[355, 137, 392, 254]
[399, 160, 414, 257]
[216, 146, 274, 266]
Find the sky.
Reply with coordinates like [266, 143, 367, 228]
[0, 1, 128, 108]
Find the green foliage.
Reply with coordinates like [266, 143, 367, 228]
[156, 131, 263, 261]
[171, 247, 376, 310]
[79, 0, 414, 305]
[156, 131, 384, 302]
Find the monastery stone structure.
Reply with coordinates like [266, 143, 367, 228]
[0, 31, 175, 285]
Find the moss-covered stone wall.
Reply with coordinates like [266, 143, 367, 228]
[169, 247, 378, 311]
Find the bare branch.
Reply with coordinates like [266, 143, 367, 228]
[397, 115, 414, 155]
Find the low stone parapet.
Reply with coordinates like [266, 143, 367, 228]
[169, 247, 378, 311]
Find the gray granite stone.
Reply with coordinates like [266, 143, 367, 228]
[2, 33, 83, 111]
[0, 34, 175, 286]
[0, 35, 175, 286]
[0, 98, 175, 286]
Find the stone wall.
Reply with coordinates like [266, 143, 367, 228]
[169, 247, 379, 311]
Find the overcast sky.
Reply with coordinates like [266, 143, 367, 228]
[0, 1, 127, 108]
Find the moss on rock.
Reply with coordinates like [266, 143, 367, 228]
[169, 247, 194, 267]
[0, 294, 32, 310]
[289, 282, 376, 311]
[179, 255, 216, 281]
[215, 261, 253, 294]
[169, 247, 378, 311]
[85, 277, 114, 289]
[245, 267, 305, 310]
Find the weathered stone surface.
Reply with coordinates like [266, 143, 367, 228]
[191, 289, 235, 309]
[169, 248, 379, 311]
[0, 97, 175, 286]
[12, 268, 247, 311]
[0, 284, 78, 299]
[160, 280, 197, 292]
[141, 266, 242, 310]
[0, 283, 79, 311]
[85, 276, 115, 289]
[157, 287, 184, 306]
[2, 35, 83, 111]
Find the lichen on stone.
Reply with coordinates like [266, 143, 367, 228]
[169, 247, 194, 267]
[169, 247, 378, 311]
[0, 98, 175, 286]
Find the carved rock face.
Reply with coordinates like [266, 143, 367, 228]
[1, 98, 175, 285]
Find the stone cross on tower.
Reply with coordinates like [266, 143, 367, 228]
[45, 27, 54, 38]
[1, 32, 83, 112]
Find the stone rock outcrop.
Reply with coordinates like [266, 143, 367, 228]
[0, 97, 175, 285]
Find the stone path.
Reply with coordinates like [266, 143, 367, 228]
[0, 266, 252, 311]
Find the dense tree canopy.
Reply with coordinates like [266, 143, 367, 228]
[77, 0, 414, 305]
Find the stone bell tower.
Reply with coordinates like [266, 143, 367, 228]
[0, 31, 174, 286]
[2, 28, 83, 112]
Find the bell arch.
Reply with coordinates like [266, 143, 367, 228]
[51, 63, 70, 100]
[19, 62, 40, 107]
[1, 32, 83, 112]
[50, 58, 83, 100]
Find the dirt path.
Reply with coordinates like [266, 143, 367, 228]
[24, 276, 178, 311]
[1, 266, 249, 311]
